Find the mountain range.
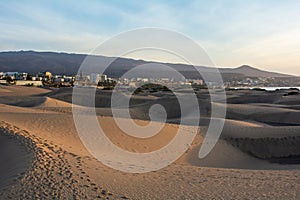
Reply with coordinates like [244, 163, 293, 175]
[0, 51, 292, 80]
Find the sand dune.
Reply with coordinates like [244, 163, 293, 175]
[187, 136, 277, 169]
[214, 102, 300, 126]
[0, 88, 11, 93]
[0, 128, 33, 193]
[0, 85, 300, 199]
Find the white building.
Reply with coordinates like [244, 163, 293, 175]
[192, 79, 204, 85]
[100, 74, 107, 82]
[4, 72, 28, 80]
[90, 73, 101, 84]
[160, 78, 170, 82]
[15, 80, 43, 86]
[141, 78, 149, 82]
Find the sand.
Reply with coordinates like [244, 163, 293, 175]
[0, 129, 33, 193]
[0, 85, 299, 199]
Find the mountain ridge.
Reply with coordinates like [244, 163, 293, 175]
[220, 65, 292, 78]
[0, 51, 293, 79]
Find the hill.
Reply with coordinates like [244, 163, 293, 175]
[0, 51, 292, 80]
[220, 65, 291, 78]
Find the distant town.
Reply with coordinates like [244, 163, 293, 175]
[0, 71, 199, 90]
[1, 71, 300, 90]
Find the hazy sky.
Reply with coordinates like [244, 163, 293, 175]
[1, 0, 299, 75]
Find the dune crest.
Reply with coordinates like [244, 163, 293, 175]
[0, 85, 300, 199]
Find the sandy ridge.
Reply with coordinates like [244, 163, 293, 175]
[0, 121, 120, 199]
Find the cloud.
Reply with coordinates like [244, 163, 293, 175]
[0, 0, 299, 74]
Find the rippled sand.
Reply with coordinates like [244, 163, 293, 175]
[0, 85, 299, 199]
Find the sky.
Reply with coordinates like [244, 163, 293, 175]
[0, 0, 300, 75]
